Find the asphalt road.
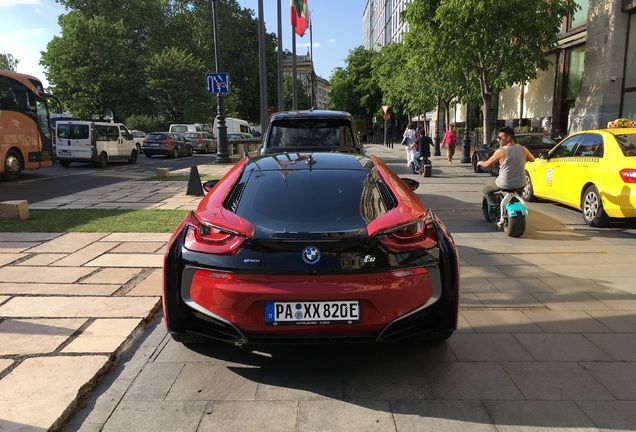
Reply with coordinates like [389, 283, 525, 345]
[0, 153, 218, 204]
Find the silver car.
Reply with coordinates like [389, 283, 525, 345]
[183, 131, 216, 154]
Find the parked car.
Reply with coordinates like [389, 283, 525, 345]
[169, 124, 202, 134]
[523, 118, 636, 227]
[184, 131, 216, 154]
[143, 132, 193, 158]
[259, 110, 365, 155]
[130, 130, 147, 153]
[163, 152, 459, 346]
[472, 132, 556, 175]
[55, 121, 137, 168]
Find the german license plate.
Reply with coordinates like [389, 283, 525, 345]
[264, 301, 360, 325]
[59, 150, 71, 155]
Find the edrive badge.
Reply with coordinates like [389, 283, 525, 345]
[302, 246, 320, 264]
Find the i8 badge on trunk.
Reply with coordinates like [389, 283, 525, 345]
[302, 246, 320, 264]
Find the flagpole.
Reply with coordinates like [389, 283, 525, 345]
[292, 26, 297, 110]
[258, 0, 268, 133]
[277, 0, 284, 111]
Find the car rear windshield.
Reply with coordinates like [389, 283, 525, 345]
[57, 124, 89, 139]
[146, 133, 167, 140]
[232, 170, 385, 234]
[267, 119, 355, 148]
[171, 125, 187, 133]
[615, 134, 636, 156]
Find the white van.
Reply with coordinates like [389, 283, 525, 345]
[213, 117, 250, 137]
[169, 124, 202, 134]
[55, 121, 137, 167]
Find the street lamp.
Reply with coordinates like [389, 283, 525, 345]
[211, 0, 231, 164]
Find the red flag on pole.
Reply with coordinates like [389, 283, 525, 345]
[290, 0, 309, 37]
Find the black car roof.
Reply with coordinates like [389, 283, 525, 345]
[269, 110, 353, 121]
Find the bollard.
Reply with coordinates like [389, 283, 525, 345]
[186, 165, 204, 196]
[461, 129, 472, 163]
[156, 168, 170, 178]
[0, 200, 29, 220]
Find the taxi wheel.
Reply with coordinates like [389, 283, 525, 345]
[472, 155, 482, 173]
[582, 185, 610, 227]
[522, 172, 537, 202]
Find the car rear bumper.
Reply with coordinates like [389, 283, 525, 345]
[162, 226, 459, 345]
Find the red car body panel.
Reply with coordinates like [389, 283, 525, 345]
[187, 268, 434, 335]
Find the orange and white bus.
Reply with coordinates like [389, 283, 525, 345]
[0, 70, 62, 181]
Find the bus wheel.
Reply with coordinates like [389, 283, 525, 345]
[3, 149, 23, 181]
[97, 152, 108, 168]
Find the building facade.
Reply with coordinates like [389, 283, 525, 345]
[363, 0, 636, 139]
[281, 50, 330, 110]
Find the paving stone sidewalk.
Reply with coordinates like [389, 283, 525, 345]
[0, 163, 234, 431]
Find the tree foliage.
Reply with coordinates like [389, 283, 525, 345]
[0, 53, 19, 72]
[40, 0, 289, 125]
[328, 46, 382, 126]
[403, 0, 576, 141]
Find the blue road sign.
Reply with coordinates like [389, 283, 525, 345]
[206, 73, 230, 94]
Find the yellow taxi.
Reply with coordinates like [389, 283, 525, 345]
[522, 118, 636, 227]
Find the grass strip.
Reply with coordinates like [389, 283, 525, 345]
[0, 209, 190, 233]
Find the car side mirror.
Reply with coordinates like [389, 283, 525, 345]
[539, 151, 549, 159]
[202, 179, 220, 192]
[401, 177, 420, 191]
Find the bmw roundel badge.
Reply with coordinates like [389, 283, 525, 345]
[302, 246, 321, 264]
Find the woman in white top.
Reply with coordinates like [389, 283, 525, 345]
[402, 123, 417, 167]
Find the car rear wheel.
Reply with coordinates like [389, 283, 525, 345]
[187, 145, 193, 156]
[582, 185, 610, 227]
[171, 147, 179, 158]
[522, 172, 537, 202]
[59, 160, 70, 167]
[202, 145, 209, 154]
[145, 153, 152, 158]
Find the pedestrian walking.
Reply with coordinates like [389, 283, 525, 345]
[401, 122, 417, 167]
[442, 124, 457, 164]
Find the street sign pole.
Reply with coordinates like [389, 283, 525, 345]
[211, 0, 231, 164]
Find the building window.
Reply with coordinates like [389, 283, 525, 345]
[623, 13, 636, 118]
[567, 46, 585, 100]
[571, 0, 588, 29]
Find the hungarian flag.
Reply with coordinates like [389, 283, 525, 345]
[290, 0, 309, 37]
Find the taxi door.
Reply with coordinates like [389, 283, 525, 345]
[530, 134, 582, 200]
[559, 133, 604, 208]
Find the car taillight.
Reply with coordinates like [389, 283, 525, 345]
[198, 136, 203, 144]
[162, 139, 171, 145]
[375, 213, 437, 253]
[183, 213, 246, 255]
[143, 139, 147, 144]
[619, 169, 636, 183]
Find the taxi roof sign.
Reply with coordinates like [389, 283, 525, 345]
[607, 118, 636, 128]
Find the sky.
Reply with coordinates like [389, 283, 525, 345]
[0, 0, 366, 87]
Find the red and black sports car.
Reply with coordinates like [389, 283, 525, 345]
[163, 152, 459, 345]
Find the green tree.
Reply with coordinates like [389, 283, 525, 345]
[146, 47, 207, 123]
[404, 0, 576, 142]
[329, 46, 382, 127]
[41, 3, 160, 120]
[282, 74, 310, 111]
[0, 53, 19, 71]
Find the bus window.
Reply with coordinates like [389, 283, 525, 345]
[36, 100, 51, 139]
